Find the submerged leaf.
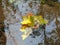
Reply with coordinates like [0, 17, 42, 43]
[39, 19, 48, 25]
[20, 28, 32, 40]
[21, 19, 31, 24]
[20, 15, 48, 30]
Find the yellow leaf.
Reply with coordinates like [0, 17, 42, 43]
[44, 19, 48, 24]
[39, 19, 48, 25]
[22, 16, 27, 20]
[21, 19, 31, 24]
[20, 28, 26, 32]
[21, 28, 32, 40]
[21, 15, 34, 27]
[21, 35, 27, 40]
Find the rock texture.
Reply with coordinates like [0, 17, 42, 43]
[0, 30, 6, 45]
[0, 0, 6, 45]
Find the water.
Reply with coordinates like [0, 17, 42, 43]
[2, 0, 60, 45]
